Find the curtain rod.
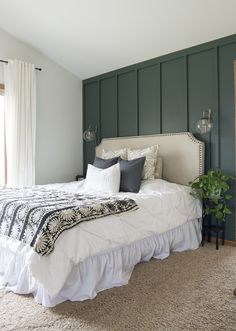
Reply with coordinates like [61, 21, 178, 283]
[0, 59, 42, 71]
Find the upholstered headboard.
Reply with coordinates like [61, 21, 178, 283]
[96, 132, 205, 186]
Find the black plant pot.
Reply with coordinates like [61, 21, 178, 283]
[203, 196, 225, 211]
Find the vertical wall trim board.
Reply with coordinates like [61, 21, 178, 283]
[233, 60, 236, 240]
[82, 84, 85, 176]
[116, 74, 119, 136]
[136, 70, 139, 135]
[209, 133, 212, 168]
[159, 60, 163, 133]
[98, 80, 101, 144]
[215, 47, 220, 168]
[185, 55, 189, 131]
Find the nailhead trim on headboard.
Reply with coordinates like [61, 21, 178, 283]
[96, 132, 205, 184]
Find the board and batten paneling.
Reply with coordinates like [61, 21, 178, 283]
[161, 57, 187, 133]
[219, 43, 236, 240]
[138, 64, 160, 135]
[100, 76, 117, 138]
[188, 49, 216, 172]
[83, 34, 236, 241]
[118, 71, 138, 137]
[83, 81, 99, 166]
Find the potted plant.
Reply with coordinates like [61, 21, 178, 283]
[190, 169, 234, 249]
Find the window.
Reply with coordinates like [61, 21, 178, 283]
[0, 84, 6, 187]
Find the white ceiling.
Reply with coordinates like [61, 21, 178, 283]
[0, 0, 236, 79]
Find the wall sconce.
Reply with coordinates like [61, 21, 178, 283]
[196, 109, 213, 134]
[83, 125, 98, 143]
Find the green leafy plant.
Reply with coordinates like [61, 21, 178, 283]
[190, 169, 234, 221]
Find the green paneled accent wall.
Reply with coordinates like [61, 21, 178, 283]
[219, 43, 236, 240]
[100, 76, 117, 138]
[138, 64, 160, 134]
[83, 81, 99, 165]
[161, 57, 187, 133]
[188, 49, 216, 171]
[83, 34, 236, 241]
[118, 71, 138, 136]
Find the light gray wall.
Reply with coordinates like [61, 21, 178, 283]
[0, 28, 83, 184]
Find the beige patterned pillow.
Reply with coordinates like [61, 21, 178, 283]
[102, 148, 127, 160]
[127, 145, 159, 180]
[155, 156, 163, 179]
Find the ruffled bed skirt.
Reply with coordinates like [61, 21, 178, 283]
[0, 219, 201, 307]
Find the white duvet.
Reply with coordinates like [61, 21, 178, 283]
[0, 179, 201, 304]
[24, 179, 201, 297]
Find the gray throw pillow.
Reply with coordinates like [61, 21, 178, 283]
[93, 156, 119, 169]
[119, 157, 146, 193]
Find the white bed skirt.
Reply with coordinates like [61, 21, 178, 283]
[0, 219, 201, 307]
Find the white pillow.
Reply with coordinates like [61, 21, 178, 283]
[128, 145, 159, 180]
[85, 163, 120, 193]
[102, 148, 127, 160]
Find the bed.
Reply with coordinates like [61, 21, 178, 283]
[0, 132, 204, 307]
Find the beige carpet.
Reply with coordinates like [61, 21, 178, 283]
[1, 243, 236, 331]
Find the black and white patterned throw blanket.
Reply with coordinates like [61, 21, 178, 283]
[0, 187, 138, 256]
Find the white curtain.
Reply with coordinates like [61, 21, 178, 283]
[0, 88, 5, 187]
[4, 60, 36, 187]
